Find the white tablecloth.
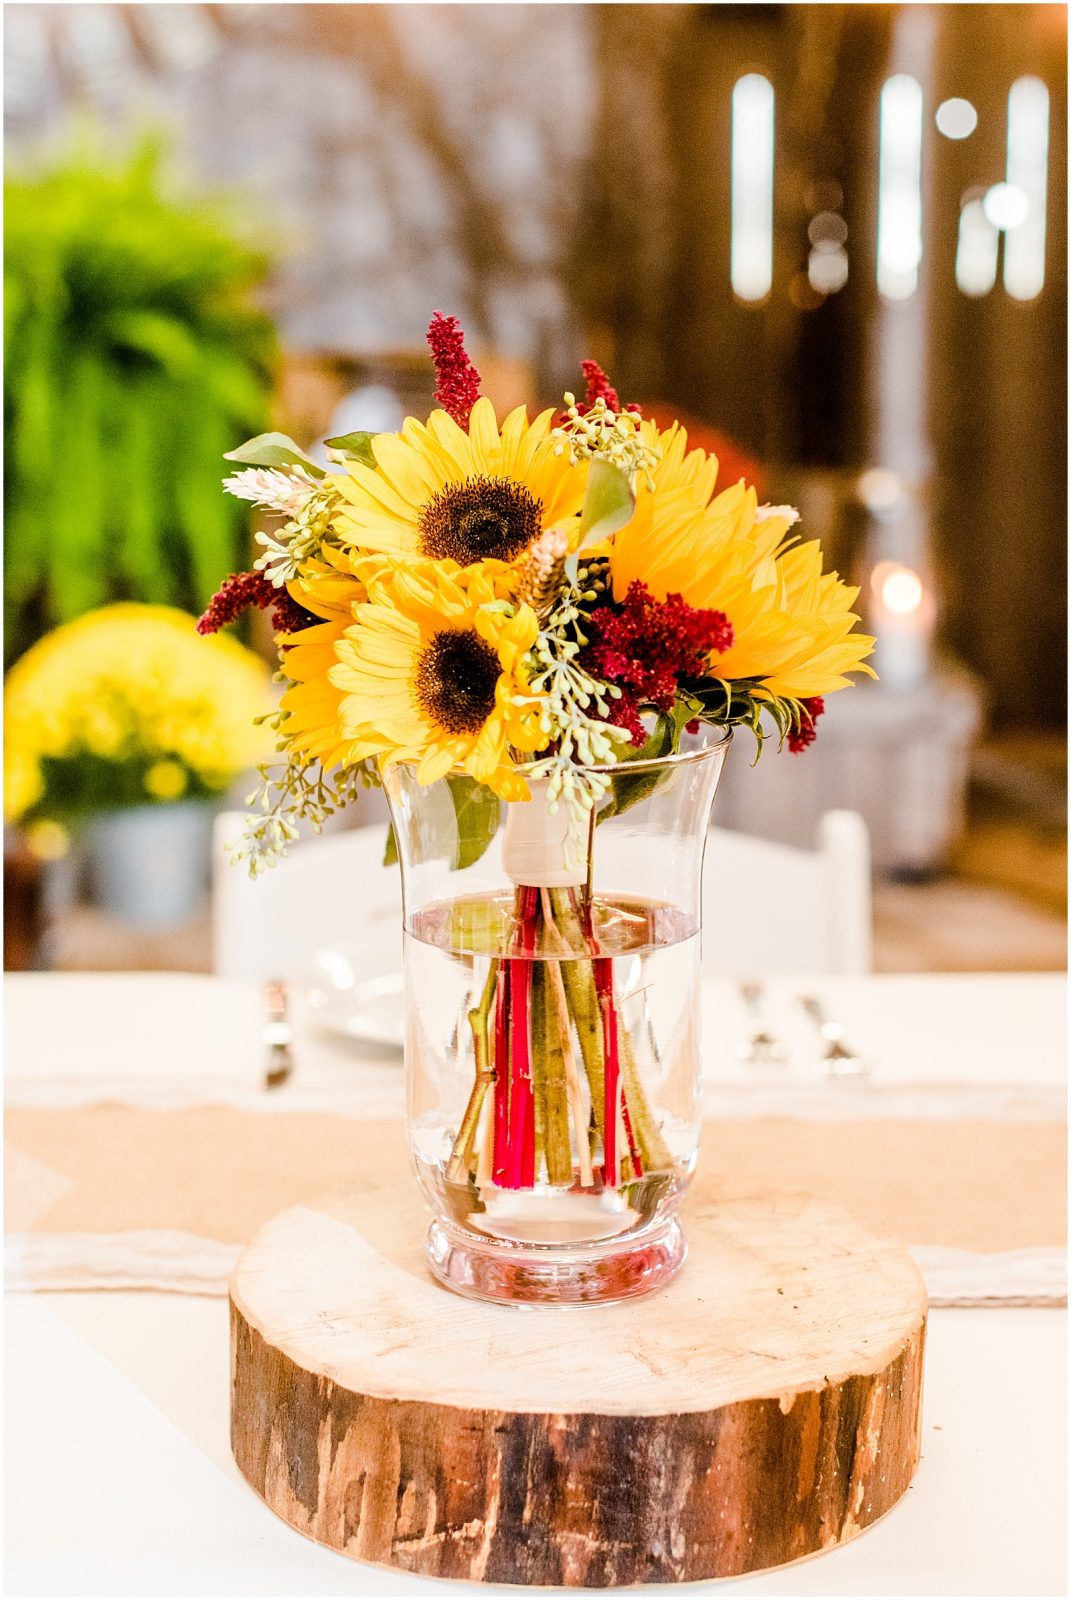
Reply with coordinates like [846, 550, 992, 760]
[4, 969, 1067, 1595]
[5, 969, 1066, 1117]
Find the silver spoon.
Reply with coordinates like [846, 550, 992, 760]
[798, 993, 870, 1078]
[738, 981, 788, 1066]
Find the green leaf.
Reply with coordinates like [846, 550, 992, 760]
[4, 132, 276, 663]
[103, 308, 200, 377]
[324, 431, 377, 469]
[601, 697, 698, 820]
[381, 779, 499, 871]
[682, 674, 809, 762]
[577, 459, 635, 552]
[223, 431, 324, 477]
[447, 774, 500, 869]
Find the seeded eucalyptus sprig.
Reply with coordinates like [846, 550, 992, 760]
[523, 567, 631, 831]
[251, 486, 340, 588]
[231, 754, 379, 876]
[551, 396, 661, 491]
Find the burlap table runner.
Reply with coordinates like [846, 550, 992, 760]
[5, 1106, 1065, 1304]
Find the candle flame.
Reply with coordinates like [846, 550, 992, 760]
[872, 562, 924, 616]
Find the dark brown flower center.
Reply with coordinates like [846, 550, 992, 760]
[415, 628, 501, 735]
[418, 476, 542, 565]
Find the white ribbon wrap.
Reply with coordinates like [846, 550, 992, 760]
[500, 778, 588, 888]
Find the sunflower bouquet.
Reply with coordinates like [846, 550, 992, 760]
[201, 313, 873, 1205]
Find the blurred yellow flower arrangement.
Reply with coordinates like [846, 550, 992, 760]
[4, 604, 274, 834]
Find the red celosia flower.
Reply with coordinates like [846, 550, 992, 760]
[787, 696, 825, 753]
[582, 581, 733, 744]
[427, 310, 482, 430]
[580, 359, 621, 413]
[599, 688, 648, 744]
[553, 359, 643, 427]
[270, 588, 323, 636]
[569, 358, 642, 421]
[197, 572, 318, 639]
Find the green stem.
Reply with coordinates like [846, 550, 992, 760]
[548, 888, 605, 1143]
[531, 962, 547, 1180]
[548, 887, 674, 1175]
[445, 958, 500, 1184]
[539, 888, 595, 1188]
[533, 960, 573, 1186]
[619, 1027, 674, 1172]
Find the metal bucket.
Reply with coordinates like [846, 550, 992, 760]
[84, 801, 216, 928]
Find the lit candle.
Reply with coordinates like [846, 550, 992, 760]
[870, 561, 935, 691]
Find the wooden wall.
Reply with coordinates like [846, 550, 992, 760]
[583, 3, 1067, 725]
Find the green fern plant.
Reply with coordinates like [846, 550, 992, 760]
[4, 135, 277, 665]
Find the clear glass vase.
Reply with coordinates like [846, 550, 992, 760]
[383, 725, 730, 1305]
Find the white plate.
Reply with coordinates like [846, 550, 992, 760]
[302, 945, 405, 1050]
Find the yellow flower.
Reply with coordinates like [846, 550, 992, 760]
[330, 397, 587, 573]
[277, 548, 385, 769]
[144, 758, 188, 801]
[643, 419, 722, 505]
[25, 818, 70, 861]
[3, 605, 274, 821]
[279, 553, 527, 775]
[284, 544, 374, 624]
[705, 515, 877, 698]
[326, 563, 544, 800]
[610, 421, 754, 601]
[278, 616, 366, 770]
[609, 438, 875, 700]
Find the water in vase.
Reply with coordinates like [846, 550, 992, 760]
[405, 890, 702, 1249]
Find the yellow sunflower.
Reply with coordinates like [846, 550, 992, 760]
[278, 548, 385, 769]
[689, 511, 873, 697]
[642, 419, 722, 505]
[284, 544, 373, 624]
[609, 436, 875, 699]
[326, 563, 544, 800]
[330, 397, 587, 574]
[278, 617, 363, 770]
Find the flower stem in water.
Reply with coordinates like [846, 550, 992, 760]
[619, 1025, 674, 1172]
[550, 886, 673, 1176]
[445, 958, 500, 1184]
[503, 884, 538, 1188]
[463, 884, 674, 1191]
[491, 962, 511, 1186]
[539, 888, 595, 1187]
[547, 888, 606, 1146]
[532, 962, 573, 1185]
[594, 957, 624, 1187]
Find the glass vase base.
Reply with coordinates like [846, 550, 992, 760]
[425, 1215, 686, 1306]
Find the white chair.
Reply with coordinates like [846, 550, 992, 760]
[702, 810, 872, 975]
[212, 814, 403, 984]
[212, 809, 871, 982]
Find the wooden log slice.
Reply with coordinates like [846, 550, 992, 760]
[230, 1184, 926, 1588]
